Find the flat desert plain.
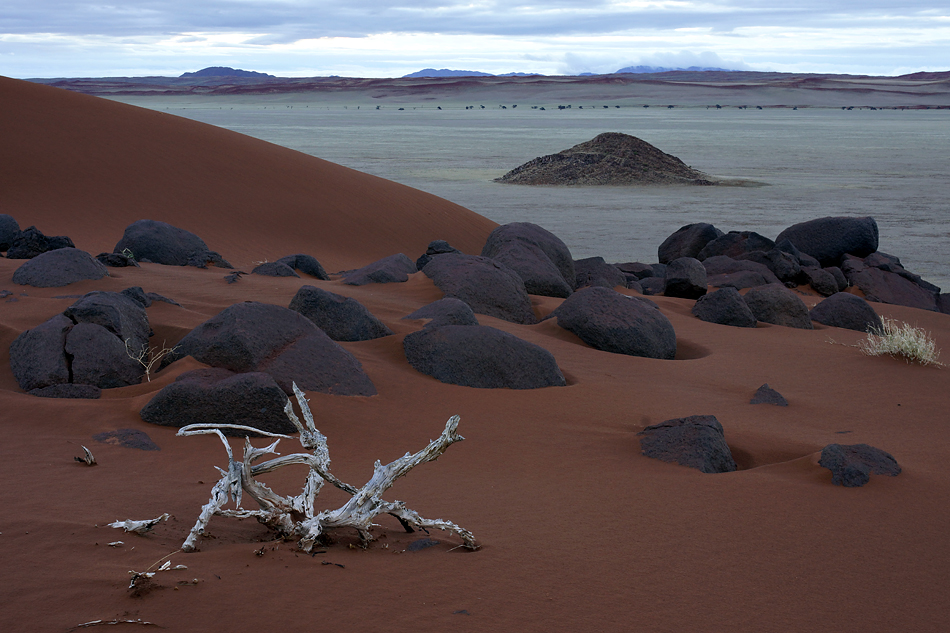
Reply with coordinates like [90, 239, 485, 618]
[1, 75, 949, 632]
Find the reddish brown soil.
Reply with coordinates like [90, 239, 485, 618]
[2, 76, 949, 633]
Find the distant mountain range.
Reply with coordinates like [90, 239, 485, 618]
[403, 66, 734, 78]
[179, 66, 275, 79]
[615, 65, 732, 74]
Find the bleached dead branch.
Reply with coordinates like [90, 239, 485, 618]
[109, 513, 169, 535]
[75, 445, 97, 466]
[177, 382, 476, 553]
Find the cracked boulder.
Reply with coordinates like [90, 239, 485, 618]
[638, 415, 737, 473]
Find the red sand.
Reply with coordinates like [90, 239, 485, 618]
[2, 76, 949, 632]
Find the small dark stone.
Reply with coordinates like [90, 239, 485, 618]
[776, 216, 879, 267]
[801, 266, 839, 296]
[750, 383, 788, 406]
[657, 223, 723, 264]
[691, 287, 757, 328]
[12, 248, 108, 287]
[663, 257, 707, 299]
[252, 261, 299, 277]
[6, 226, 75, 259]
[275, 254, 330, 280]
[343, 253, 417, 285]
[743, 283, 814, 329]
[187, 249, 233, 269]
[825, 266, 849, 292]
[404, 298, 479, 327]
[29, 384, 102, 399]
[818, 444, 901, 487]
[121, 286, 151, 308]
[289, 285, 393, 341]
[809, 292, 882, 332]
[639, 277, 666, 296]
[93, 428, 160, 451]
[146, 292, 180, 306]
[96, 252, 139, 267]
[406, 538, 440, 552]
[638, 414, 737, 473]
[776, 238, 821, 268]
[415, 240, 461, 271]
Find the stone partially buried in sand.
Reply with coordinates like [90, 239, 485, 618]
[12, 248, 108, 287]
[403, 324, 565, 389]
[743, 284, 813, 329]
[275, 254, 330, 280]
[819, 443, 901, 487]
[691, 287, 757, 328]
[289, 285, 393, 342]
[481, 222, 576, 296]
[658, 223, 723, 264]
[638, 415, 737, 474]
[5, 225, 75, 259]
[404, 298, 479, 327]
[423, 253, 536, 325]
[113, 219, 232, 268]
[663, 257, 707, 299]
[750, 383, 788, 406]
[495, 132, 717, 186]
[549, 286, 676, 359]
[0, 213, 21, 251]
[809, 292, 882, 332]
[343, 253, 417, 286]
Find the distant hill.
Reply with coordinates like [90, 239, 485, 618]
[403, 68, 494, 78]
[180, 67, 275, 79]
[615, 65, 732, 74]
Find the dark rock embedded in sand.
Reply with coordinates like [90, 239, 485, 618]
[698, 231, 775, 261]
[638, 414, 737, 474]
[495, 132, 717, 186]
[776, 216, 879, 267]
[415, 240, 461, 271]
[29, 384, 102, 399]
[663, 257, 707, 299]
[252, 261, 299, 277]
[163, 301, 376, 396]
[735, 249, 802, 284]
[404, 298, 480, 327]
[574, 256, 627, 290]
[403, 324, 565, 389]
[422, 253, 536, 324]
[743, 284, 813, 329]
[481, 222, 576, 296]
[840, 253, 939, 311]
[140, 368, 295, 435]
[5, 225, 75, 259]
[658, 223, 723, 264]
[549, 286, 676, 359]
[0, 214, 21, 251]
[113, 219, 232, 268]
[12, 248, 109, 287]
[275, 254, 330, 279]
[809, 292, 882, 332]
[343, 253, 417, 285]
[691, 287, 757, 328]
[819, 443, 901, 487]
[93, 428, 160, 451]
[289, 285, 393, 341]
[801, 266, 839, 297]
[750, 383, 788, 406]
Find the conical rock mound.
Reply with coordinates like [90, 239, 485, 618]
[496, 132, 716, 186]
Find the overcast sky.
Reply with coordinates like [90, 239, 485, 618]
[1, 1, 947, 78]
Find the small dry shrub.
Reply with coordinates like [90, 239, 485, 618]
[858, 318, 942, 366]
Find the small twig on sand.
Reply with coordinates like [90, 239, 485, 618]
[75, 445, 97, 466]
[109, 513, 169, 535]
[71, 619, 158, 630]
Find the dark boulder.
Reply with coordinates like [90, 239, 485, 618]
[574, 256, 627, 290]
[403, 325, 565, 389]
[0, 214, 19, 251]
[626, 279, 644, 294]
[639, 277, 666, 296]
[65, 322, 144, 388]
[275, 254, 330, 280]
[289, 285, 393, 341]
[809, 292, 882, 332]
[691, 287, 757, 328]
[614, 262, 655, 280]
[651, 263, 668, 278]
[415, 240, 461, 271]
[481, 222, 575, 292]
[663, 257, 707, 299]
[819, 444, 901, 487]
[9, 314, 73, 390]
[404, 298, 479, 327]
[163, 301, 376, 396]
[5, 226, 75, 259]
[97, 252, 139, 267]
[939, 294, 950, 316]
[12, 248, 108, 287]
[638, 415, 737, 473]
[549, 286, 676, 359]
[252, 261, 299, 278]
[114, 219, 231, 268]
[735, 249, 801, 284]
[703, 255, 781, 290]
[776, 238, 820, 268]
[840, 254, 939, 311]
[657, 223, 723, 264]
[490, 240, 573, 298]
[422, 254, 536, 324]
[801, 266, 839, 296]
[776, 216, 879, 267]
[742, 284, 814, 329]
[343, 253, 417, 285]
[121, 286, 151, 308]
[29, 384, 102, 399]
[750, 383, 788, 406]
[64, 291, 151, 353]
[698, 231, 775, 261]
[140, 368, 295, 435]
[825, 266, 849, 292]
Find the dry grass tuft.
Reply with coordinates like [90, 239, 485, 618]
[858, 318, 943, 366]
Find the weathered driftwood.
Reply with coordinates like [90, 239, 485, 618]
[75, 445, 97, 466]
[178, 382, 476, 552]
[109, 513, 169, 535]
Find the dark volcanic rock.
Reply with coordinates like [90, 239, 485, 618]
[801, 266, 839, 296]
[703, 255, 781, 289]
[549, 286, 676, 359]
[840, 254, 939, 311]
[415, 240, 461, 271]
[114, 219, 231, 268]
[776, 216, 879, 267]
[0, 214, 19, 251]
[638, 414, 737, 474]
[5, 226, 75, 259]
[422, 254, 536, 324]
[614, 262, 656, 280]
[495, 132, 717, 186]
[64, 291, 151, 353]
[97, 252, 139, 267]
[93, 428, 160, 451]
[12, 248, 108, 287]
[289, 285, 393, 341]
[343, 253, 417, 285]
[698, 231, 775, 261]
[819, 443, 901, 487]
[164, 301, 376, 396]
[121, 286, 150, 308]
[403, 325, 565, 389]
[140, 368, 295, 435]
[490, 241, 573, 298]
[743, 284, 813, 329]
[735, 249, 801, 284]
[404, 298, 479, 327]
[663, 257, 707, 299]
[658, 223, 723, 264]
[750, 383, 788, 406]
[9, 314, 73, 391]
[639, 277, 666, 296]
[825, 266, 849, 292]
[574, 256, 627, 290]
[481, 222, 576, 293]
[65, 322, 144, 388]
[29, 384, 102, 399]
[252, 261, 299, 278]
[691, 287, 757, 328]
[809, 292, 882, 332]
[776, 238, 821, 268]
[275, 254, 330, 279]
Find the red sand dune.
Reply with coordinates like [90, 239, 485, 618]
[2, 76, 949, 632]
